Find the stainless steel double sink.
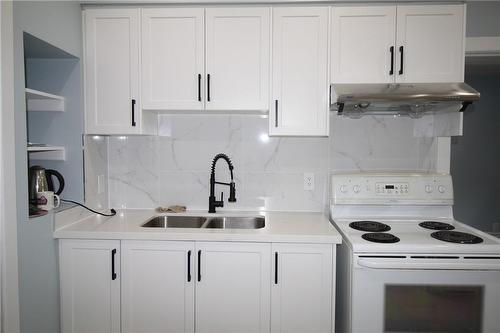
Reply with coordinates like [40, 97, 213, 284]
[141, 215, 265, 229]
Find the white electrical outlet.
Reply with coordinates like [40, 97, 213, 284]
[303, 173, 314, 191]
[97, 174, 105, 194]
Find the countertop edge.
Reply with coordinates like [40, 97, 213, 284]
[53, 208, 343, 244]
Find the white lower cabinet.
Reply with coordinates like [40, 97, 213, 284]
[60, 240, 335, 333]
[195, 242, 271, 333]
[271, 243, 334, 333]
[121, 241, 195, 333]
[59, 239, 120, 333]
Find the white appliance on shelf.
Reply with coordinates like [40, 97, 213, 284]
[330, 173, 500, 333]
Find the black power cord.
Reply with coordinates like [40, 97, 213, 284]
[61, 199, 116, 217]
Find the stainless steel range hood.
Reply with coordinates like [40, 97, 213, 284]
[330, 83, 480, 118]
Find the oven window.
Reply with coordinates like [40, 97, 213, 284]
[384, 285, 483, 333]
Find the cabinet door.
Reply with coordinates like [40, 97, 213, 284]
[141, 8, 204, 110]
[205, 8, 270, 111]
[396, 4, 465, 83]
[331, 6, 396, 83]
[84, 9, 140, 134]
[271, 243, 334, 333]
[270, 7, 329, 136]
[195, 242, 271, 333]
[121, 241, 195, 333]
[60, 239, 120, 333]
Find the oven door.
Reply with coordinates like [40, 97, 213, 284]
[351, 256, 500, 333]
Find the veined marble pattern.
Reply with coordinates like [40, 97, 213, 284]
[84, 135, 109, 209]
[85, 114, 439, 211]
[329, 114, 438, 173]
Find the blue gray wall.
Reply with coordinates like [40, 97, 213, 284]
[13, 2, 83, 332]
[466, 1, 500, 37]
[451, 73, 500, 232]
[451, 1, 500, 232]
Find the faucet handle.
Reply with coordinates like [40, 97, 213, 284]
[216, 192, 224, 208]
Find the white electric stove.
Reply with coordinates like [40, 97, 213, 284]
[330, 173, 500, 333]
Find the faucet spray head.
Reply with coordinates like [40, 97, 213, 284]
[228, 182, 236, 202]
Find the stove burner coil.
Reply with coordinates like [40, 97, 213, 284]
[431, 231, 483, 244]
[419, 221, 455, 231]
[350, 221, 391, 232]
[361, 232, 400, 243]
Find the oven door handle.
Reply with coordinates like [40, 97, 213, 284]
[357, 259, 500, 271]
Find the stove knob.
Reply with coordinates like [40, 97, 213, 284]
[438, 185, 446, 193]
[425, 185, 433, 193]
[340, 185, 347, 193]
[353, 185, 360, 193]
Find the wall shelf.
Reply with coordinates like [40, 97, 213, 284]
[27, 145, 66, 161]
[25, 88, 65, 112]
[466, 36, 500, 56]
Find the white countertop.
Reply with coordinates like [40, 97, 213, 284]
[54, 208, 342, 244]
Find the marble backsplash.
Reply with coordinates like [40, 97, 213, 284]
[84, 114, 438, 212]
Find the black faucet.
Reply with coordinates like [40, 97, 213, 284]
[209, 153, 236, 213]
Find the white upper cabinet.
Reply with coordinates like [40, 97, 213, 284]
[271, 243, 334, 333]
[195, 242, 271, 333]
[331, 4, 465, 84]
[396, 4, 465, 83]
[141, 7, 270, 112]
[331, 6, 396, 84]
[270, 7, 329, 136]
[121, 241, 195, 333]
[84, 9, 143, 134]
[205, 8, 270, 111]
[141, 8, 204, 110]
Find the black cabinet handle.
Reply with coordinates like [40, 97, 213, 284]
[275, 100, 278, 127]
[207, 74, 211, 102]
[197, 250, 202, 282]
[131, 99, 136, 127]
[389, 46, 394, 75]
[187, 250, 192, 282]
[197, 74, 201, 102]
[111, 249, 117, 280]
[399, 46, 404, 75]
[274, 252, 278, 284]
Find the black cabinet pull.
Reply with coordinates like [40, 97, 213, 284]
[389, 46, 394, 75]
[274, 252, 278, 284]
[197, 74, 201, 102]
[197, 250, 202, 282]
[111, 249, 117, 280]
[131, 99, 136, 127]
[207, 74, 211, 102]
[187, 250, 192, 282]
[275, 100, 278, 127]
[399, 46, 404, 75]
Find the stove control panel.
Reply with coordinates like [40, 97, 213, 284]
[375, 182, 409, 195]
[331, 173, 453, 205]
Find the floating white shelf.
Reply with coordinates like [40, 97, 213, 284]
[466, 36, 500, 56]
[27, 145, 66, 161]
[25, 88, 65, 112]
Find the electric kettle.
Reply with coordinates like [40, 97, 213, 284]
[29, 165, 65, 203]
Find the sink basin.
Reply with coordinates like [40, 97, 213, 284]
[204, 216, 265, 229]
[141, 216, 207, 228]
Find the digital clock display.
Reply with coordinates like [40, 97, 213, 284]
[385, 185, 395, 189]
